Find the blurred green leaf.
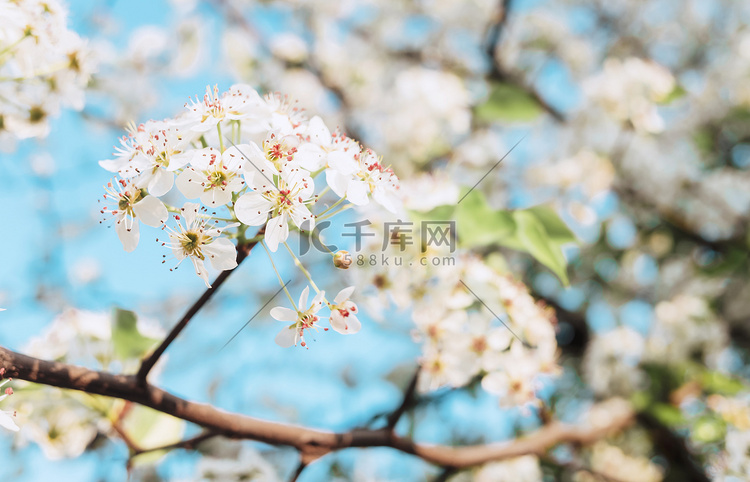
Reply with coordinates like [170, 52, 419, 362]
[524, 205, 577, 244]
[692, 129, 715, 155]
[649, 402, 686, 428]
[475, 82, 543, 123]
[124, 404, 186, 465]
[700, 370, 746, 396]
[454, 190, 515, 248]
[413, 191, 574, 285]
[112, 309, 159, 360]
[697, 249, 747, 276]
[513, 210, 570, 285]
[658, 84, 687, 104]
[691, 416, 726, 443]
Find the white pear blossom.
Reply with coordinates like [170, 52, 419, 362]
[0, 0, 94, 145]
[584, 57, 676, 133]
[271, 286, 326, 348]
[263, 92, 307, 135]
[328, 286, 361, 334]
[101, 178, 168, 252]
[163, 203, 238, 287]
[97, 83, 400, 310]
[176, 145, 247, 207]
[182, 84, 266, 133]
[99, 121, 195, 196]
[325, 147, 400, 212]
[295, 116, 359, 172]
[234, 171, 315, 251]
[241, 133, 304, 191]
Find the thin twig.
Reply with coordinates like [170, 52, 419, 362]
[287, 460, 308, 482]
[386, 367, 421, 430]
[136, 231, 264, 383]
[132, 431, 219, 456]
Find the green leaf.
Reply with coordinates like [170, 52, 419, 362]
[407, 204, 456, 228]
[700, 371, 746, 396]
[513, 210, 570, 285]
[691, 416, 726, 443]
[693, 129, 715, 155]
[475, 82, 544, 123]
[524, 205, 577, 244]
[649, 402, 686, 428]
[454, 190, 515, 248]
[658, 84, 687, 104]
[450, 190, 573, 284]
[112, 309, 159, 361]
[413, 190, 574, 285]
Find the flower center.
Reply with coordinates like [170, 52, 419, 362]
[180, 231, 205, 258]
[207, 170, 229, 189]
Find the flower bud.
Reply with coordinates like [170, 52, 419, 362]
[333, 250, 352, 269]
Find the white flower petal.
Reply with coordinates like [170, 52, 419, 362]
[204, 238, 238, 271]
[325, 169, 349, 198]
[234, 192, 273, 226]
[373, 187, 400, 213]
[306, 116, 332, 146]
[271, 307, 298, 322]
[295, 143, 325, 171]
[166, 151, 194, 172]
[147, 169, 174, 197]
[115, 216, 139, 252]
[0, 412, 19, 432]
[330, 311, 361, 335]
[275, 326, 297, 347]
[346, 180, 369, 205]
[289, 204, 314, 231]
[191, 148, 221, 170]
[176, 168, 205, 199]
[298, 286, 310, 310]
[99, 158, 122, 172]
[200, 187, 232, 208]
[133, 195, 168, 227]
[221, 144, 252, 171]
[191, 257, 211, 288]
[327, 150, 357, 174]
[311, 290, 325, 311]
[264, 213, 289, 252]
[334, 286, 355, 304]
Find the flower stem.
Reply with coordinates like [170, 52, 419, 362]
[316, 197, 345, 217]
[316, 203, 353, 222]
[217, 123, 225, 153]
[314, 186, 330, 203]
[261, 241, 297, 309]
[283, 242, 329, 304]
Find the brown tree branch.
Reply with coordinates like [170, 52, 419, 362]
[386, 367, 421, 430]
[137, 231, 264, 383]
[0, 346, 635, 469]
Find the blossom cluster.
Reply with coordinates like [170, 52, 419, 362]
[583, 57, 676, 133]
[100, 84, 400, 346]
[583, 294, 730, 397]
[349, 208, 560, 407]
[0, 0, 93, 144]
[413, 256, 559, 407]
